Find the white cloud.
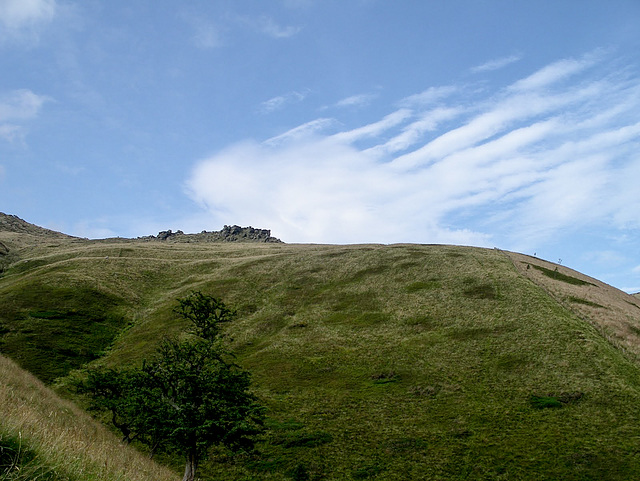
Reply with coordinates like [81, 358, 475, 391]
[186, 53, 640, 247]
[0, 0, 55, 27]
[0, 89, 48, 121]
[0, 124, 23, 143]
[186, 135, 493, 244]
[0, 89, 49, 143]
[471, 54, 522, 73]
[0, 0, 56, 43]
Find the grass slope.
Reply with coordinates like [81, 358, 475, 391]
[2, 236, 640, 479]
[0, 354, 177, 480]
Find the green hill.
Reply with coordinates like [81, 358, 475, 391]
[2, 214, 640, 480]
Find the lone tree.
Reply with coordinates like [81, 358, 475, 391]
[80, 292, 264, 481]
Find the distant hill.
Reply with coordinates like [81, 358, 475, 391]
[0, 212, 75, 239]
[2, 214, 640, 480]
[0, 212, 281, 244]
[0, 212, 78, 273]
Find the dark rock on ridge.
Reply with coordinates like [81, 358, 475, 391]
[143, 225, 282, 243]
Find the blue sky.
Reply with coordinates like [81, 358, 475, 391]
[1, 1, 640, 292]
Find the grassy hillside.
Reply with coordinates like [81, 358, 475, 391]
[2, 227, 640, 479]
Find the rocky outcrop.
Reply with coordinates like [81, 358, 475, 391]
[218, 225, 280, 242]
[143, 225, 282, 243]
[156, 230, 184, 241]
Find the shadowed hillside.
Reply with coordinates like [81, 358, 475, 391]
[2, 216, 640, 480]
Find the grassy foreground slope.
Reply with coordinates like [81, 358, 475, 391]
[2, 228, 640, 479]
[0, 354, 177, 480]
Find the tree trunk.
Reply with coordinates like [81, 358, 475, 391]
[148, 440, 159, 460]
[111, 410, 132, 444]
[182, 450, 198, 481]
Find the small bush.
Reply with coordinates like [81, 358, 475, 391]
[461, 277, 497, 299]
[371, 371, 398, 384]
[567, 296, 604, 308]
[290, 463, 310, 481]
[529, 392, 583, 409]
[272, 431, 333, 449]
[268, 419, 305, 431]
[409, 385, 439, 397]
[352, 462, 384, 479]
[406, 280, 440, 293]
[530, 265, 594, 286]
[530, 395, 563, 409]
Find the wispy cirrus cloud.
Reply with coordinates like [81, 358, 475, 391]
[264, 118, 335, 145]
[471, 54, 522, 73]
[259, 90, 308, 113]
[186, 51, 640, 249]
[180, 12, 223, 49]
[509, 54, 599, 91]
[236, 14, 301, 39]
[399, 85, 458, 108]
[256, 15, 301, 38]
[335, 92, 378, 108]
[184, 12, 300, 49]
[192, 21, 222, 49]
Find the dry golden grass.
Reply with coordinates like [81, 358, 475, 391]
[505, 251, 640, 360]
[0, 354, 177, 481]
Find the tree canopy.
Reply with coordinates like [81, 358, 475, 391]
[79, 292, 263, 481]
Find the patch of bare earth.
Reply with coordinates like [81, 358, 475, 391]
[504, 251, 640, 360]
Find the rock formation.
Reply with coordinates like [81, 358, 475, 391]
[143, 225, 282, 243]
